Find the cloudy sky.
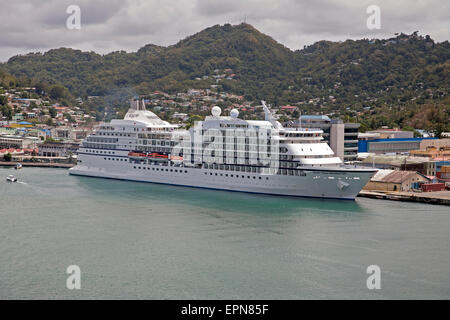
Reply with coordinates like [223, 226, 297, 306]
[0, 0, 448, 62]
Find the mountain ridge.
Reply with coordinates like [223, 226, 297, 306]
[1, 23, 448, 132]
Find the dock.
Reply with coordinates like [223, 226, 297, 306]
[0, 161, 75, 169]
[358, 190, 450, 205]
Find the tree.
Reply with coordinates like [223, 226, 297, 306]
[49, 107, 57, 118]
[45, 137, 56, 143]
[34, 82, 48, 95]
[63, 112, 75, 123]
[3, 152, 12, 162]
[0, 105, 13, 120]
[49, 85, 68, 100]
[185, 115, 203, 129]
[432, 123, 445, 138]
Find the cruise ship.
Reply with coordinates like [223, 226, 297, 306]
[69, 99, 377, 200]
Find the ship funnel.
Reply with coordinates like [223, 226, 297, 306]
[140, 99, 147, 111]
[130, 99, 147, 111]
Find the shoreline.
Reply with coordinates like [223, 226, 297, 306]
[0, 161, 74, 168]
[358, 190, 450, 206]
[2, 162, 448, 205]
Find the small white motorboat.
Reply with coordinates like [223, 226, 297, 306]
[15, 163, 22, 169]
[6, 175, 18, 182]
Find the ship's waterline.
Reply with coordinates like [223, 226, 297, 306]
[1, 167, 450, 299]
[69, 165, 376, 200]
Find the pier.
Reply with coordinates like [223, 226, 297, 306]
[358, 190, 450, 205]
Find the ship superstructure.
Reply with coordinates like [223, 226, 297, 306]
[69, 99, 376, 199]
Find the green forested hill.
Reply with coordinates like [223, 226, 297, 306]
[3, 24, 297, 98]
[2, 23, 449, 130]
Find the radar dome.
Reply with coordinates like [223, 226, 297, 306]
[230, 109, 239, 118]
[211, 106, 221, 117]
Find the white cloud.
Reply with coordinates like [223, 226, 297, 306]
[0, 0, 448, 61]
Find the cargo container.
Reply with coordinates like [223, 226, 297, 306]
[421, 183, 446, 192]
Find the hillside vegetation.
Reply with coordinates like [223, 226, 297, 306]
[2, 23, 449, 132]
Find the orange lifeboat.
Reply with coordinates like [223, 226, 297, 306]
[128, 152, 147, 157]
[148, 152, 168, 160]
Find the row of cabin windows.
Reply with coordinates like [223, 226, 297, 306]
[203, 163, 306, 176]
[284, 133, 319, 137]
[98, 132, 133, 137]
[142, 140, 176, 146]
[204, 163, 260, 173]
[204, 172, 269, 180]
[202, 136, 273, 144]
[83, 143, 117, 149]
[104, 157, 126, 162]
[203, 162, 300, 171]
[86, 149, 115, 155]
[138, 133, 174, 140]
[87, 137, 119, 143]
[133, 166, 188, 173]
[279, 169, 307, 176]
[102, 157, 305, 177]
[139, 139, 278, 148]
[218, 124, 249, 128]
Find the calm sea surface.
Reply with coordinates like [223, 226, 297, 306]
[0, 167, 449, 299]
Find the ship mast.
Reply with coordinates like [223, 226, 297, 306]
[261, 100, 281, 129]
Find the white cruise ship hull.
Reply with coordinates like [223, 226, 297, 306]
[71, 100, 376, 200]
[69, 159, 376, 200]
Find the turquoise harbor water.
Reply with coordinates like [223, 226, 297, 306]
[0, 167, 449, 299]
